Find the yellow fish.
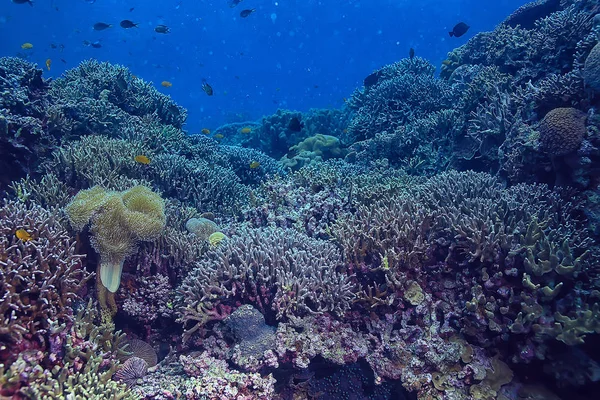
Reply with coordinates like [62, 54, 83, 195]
[21, 43, 33, 50]
[240, 127, 252, 134]
[208, 232, 227, 246]
[15, 228, 32, 242]
[161, 81, 172, 88]
[214, 134, 224, 139]
[134, 155, 151, 164]
[249, 161, 260, 169]
[201, 128, 211, 135]
[45, 58, 51, 71]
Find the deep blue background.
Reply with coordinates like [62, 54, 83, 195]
[1, 0, 528, 132]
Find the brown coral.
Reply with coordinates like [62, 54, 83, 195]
[538, 107, 586, 156]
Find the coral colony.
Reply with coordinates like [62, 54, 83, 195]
[2, 1, 600, 399]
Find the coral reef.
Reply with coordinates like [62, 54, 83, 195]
[0, 57, 51, 186]
[178, 226, 356, 341]
[0, 200, 89, 349]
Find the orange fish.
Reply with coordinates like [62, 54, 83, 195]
[214, 134, 224, 139]
[240, 127, 252, 134]
[21, 42, 33, 50]
[15, 229, 32, 242]
[45, 58, 51, 71]
[201, 128, 211, 135]
[161, 81, 172, 88]
[249, 161, 260, 169]
[134, 155, 151, 164]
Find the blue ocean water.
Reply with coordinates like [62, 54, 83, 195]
[0, 0, 528, 132]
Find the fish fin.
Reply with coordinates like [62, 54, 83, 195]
[449, 31, 454, 37]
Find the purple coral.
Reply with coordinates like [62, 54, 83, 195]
[178, 226, 356, 341]
[0, 200, 89, 358]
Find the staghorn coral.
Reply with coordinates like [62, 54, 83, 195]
[334, 171, 598, 361]
[0, 200, 89, 348]
[0, 57, 52, 186]
[2, 300, 134, 399]
[44, 135, 152, 191]
[144, 153, 250, 215]
[178, 226, 356, 341]
[66, 185, 166, 296]
[538, 107, 587, 155]
[50, 59, 186, 129]
[217, 145, 284, 185]
[346, 57, 455, 142]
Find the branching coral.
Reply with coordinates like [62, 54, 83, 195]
[178, 226, 356, 341]
[50, 59, 186, 129]
[0, 200, 89, 348]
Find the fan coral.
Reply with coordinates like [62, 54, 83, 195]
[538, 107, 587, 155]
[66, 185, 166, 294]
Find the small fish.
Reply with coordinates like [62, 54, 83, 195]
[249, 161, 260, 169]
[93, 22, 112, 31]
[45, 58, 51, 70]
[134, 155, 151, 164]
[214, 134, 224, 139]
[120, 19, 138, 28]
[441, 59, 453, 66]
[21, 42, 33, 50]
[90, 41, 102, 48]
[449, 22, 470, 37]
[161, 80, 173, 88]
[12, 0, 33, 6]
[201, 128, 211, 135]
[240, 9, 255, 18]
[288, 116, 304, 132]
[60, 58, 66, 63]
[15, 228, 32, 242]
[240, 127, 252, 134]
[228, 0, 243, 7]
[409, 48, 415, 59]
[201, 79, 214, 96]
[155, 24, 170, 34]
[129, 7, 134, 12]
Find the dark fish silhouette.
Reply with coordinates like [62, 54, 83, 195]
[229, 0, 243, 7]
[120, 19, 138, 28]
[12, 0, 33, 6]
[93, 22, 112, 31]
[240, 9, 255, 18]
[364, 70, 383, 87]
[90, 41, 102, 48]
[155, 25, 170, 34]
[202, 79, 214, 96]
[449, 22, 469, 37]
[288, 117, 304, 132]
[409, 48, 415, 59]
